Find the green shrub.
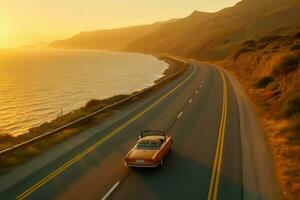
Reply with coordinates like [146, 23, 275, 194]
[290, 44, 300, 51]
[243, 40, 256, 47]
[238, 47, 254, 53]
[273, 54, 299, 75]
[254, 76, 274, 88]
[257, 43, 268, 49]
[281, 93, 300, 117]
[233, 47, 254, 59]
[85, 99, 101, 109]
[258, 35, 283, 43]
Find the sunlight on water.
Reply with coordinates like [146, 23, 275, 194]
[0, 48, 168, 136]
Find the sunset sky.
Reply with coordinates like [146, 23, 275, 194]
[0, 0, 240, 47]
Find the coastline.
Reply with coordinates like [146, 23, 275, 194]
[0, 55, 188, 175]
[0, 49, 169, 137]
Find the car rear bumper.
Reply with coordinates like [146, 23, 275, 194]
[125, 162, 159, 168]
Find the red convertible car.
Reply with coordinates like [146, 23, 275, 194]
[125, 130, 173, 168]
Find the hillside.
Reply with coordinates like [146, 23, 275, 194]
[219, 30, 300, 200]
[125, 0, 300, 60]
[49, 22, 167, 50]
[50, 0, 300, 61]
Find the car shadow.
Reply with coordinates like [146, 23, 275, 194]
[125, 151, 265, 200]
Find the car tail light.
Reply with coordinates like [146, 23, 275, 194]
[145, 159, 157, 165]
[125, 158, 134, 163]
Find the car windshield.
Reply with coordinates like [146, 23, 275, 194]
[136, 140, 161, 149]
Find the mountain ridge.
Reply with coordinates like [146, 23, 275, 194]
[49, 21, 171, 50]
[50, 0, 300, 60]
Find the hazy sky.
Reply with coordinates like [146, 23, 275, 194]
[0, 0, 241, 47]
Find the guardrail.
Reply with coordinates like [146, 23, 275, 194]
[0, 56, 188, 155]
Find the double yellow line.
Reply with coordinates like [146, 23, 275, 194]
[207, 69, 228, 200]
[16, 66, 196, 200]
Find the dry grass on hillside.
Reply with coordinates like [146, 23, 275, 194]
[219, 31, 300, 199]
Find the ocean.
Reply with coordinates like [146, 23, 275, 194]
[0, 48, 168, 136]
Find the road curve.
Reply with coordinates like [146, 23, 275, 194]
[0, 61, 278, 200]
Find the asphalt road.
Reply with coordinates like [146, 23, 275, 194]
[0, 62, 278, 200]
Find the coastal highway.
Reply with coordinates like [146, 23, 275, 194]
[0, 61, 278, 200]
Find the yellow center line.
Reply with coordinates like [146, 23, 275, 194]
[207, 68, 228, 200]
[16, 65, 196, 200]
[207, 96, 225, 200]
[213, 71, 228, 200]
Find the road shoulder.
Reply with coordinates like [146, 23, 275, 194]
[224, 70, 280, 200]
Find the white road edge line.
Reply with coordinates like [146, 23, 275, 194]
[101, 181, 121, 200]
[189, 99, 193, 103]
[177, 112, 183, 118]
